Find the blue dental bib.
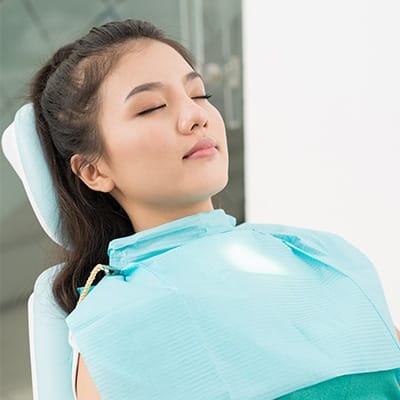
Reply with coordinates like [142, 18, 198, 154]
[65, 209, 400, 399]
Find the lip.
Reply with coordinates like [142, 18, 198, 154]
[183, 137, 217, 159]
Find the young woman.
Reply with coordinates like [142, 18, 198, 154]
[25, 19, 400, 399]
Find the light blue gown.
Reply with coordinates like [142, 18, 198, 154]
[66, 209, 400, 399]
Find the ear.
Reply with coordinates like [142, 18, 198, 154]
[70, 154, 115, 193]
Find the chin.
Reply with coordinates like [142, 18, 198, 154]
[207, 175, 229, 197]
[180, 180, 228, 205]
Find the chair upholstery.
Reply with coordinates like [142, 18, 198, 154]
[27, 264, 75, 399]
[2, 105, 75, 398]
[1, 104, 64, 247]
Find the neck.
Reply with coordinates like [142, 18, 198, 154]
[124, 198, 215, 233]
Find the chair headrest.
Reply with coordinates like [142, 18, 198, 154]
[1, 103, 64, 247]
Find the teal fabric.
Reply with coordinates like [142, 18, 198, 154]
[10, 104, 64, 246]
[66, 209, 400, 400]
[276, 369, 400, 399]
[30, 264, 76, 400]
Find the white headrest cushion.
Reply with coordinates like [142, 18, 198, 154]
[1, 104, 64, 247]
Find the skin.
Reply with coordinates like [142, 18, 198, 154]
[71, 39, 229, 233]
[70, 39, 229, 399]
[74, 353, 101, 399]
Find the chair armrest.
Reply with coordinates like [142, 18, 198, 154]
[28, 264, 75, 399]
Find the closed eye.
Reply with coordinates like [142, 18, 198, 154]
[192, 94, 212, 101]
[137, 104, 166, 116]
[136, 94, 212, 116]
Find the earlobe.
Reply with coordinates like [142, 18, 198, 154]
[70, 154, 115, 193]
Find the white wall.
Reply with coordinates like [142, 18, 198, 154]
[242, 0, 400, 325]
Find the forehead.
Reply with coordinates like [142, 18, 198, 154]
[103, 40, 194, 92]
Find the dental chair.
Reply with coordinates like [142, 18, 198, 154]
[2, 104, 76, 399]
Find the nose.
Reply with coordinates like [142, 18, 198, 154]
[177, 97, 209, 135]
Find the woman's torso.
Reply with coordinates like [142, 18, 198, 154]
[66, 210, 400, 399]
[69, 344, 400, 400]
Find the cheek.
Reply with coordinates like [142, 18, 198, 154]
[108, 128, 177, 172]
[211, 111, 228, 153]
[209, 106, 226, 134]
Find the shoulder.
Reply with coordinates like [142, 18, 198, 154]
[237, 222, 373, 267]
[237, 221, 341, 247]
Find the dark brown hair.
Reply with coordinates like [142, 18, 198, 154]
[29, 19, 196, 314]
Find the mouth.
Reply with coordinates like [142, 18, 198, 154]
[183, 146, 218, 160]
[183, 137, 218, 160]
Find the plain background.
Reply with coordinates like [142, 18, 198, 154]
[243, 0, 400, 326]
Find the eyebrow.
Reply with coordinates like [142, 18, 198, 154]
[124, 71, 203, 103]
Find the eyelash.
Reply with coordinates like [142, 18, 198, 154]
[137, 94, 212, 116]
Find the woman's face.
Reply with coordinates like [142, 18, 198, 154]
[90, 40, 229, 228]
